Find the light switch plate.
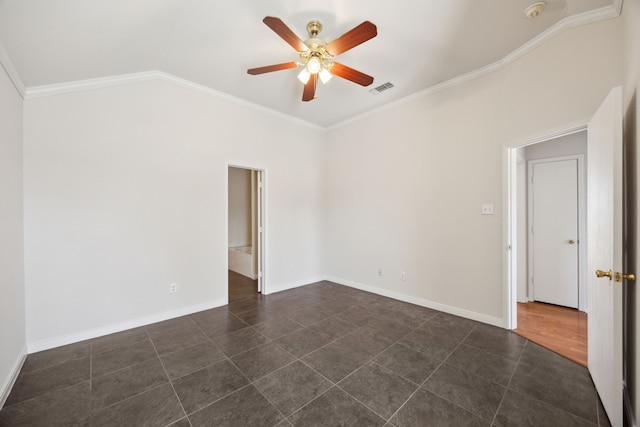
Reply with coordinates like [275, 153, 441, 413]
[482, 204, 494, 215]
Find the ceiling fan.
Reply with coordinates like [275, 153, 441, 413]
[247, 16, 377, 102]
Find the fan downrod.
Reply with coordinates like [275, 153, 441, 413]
[306, 20, 322, 37]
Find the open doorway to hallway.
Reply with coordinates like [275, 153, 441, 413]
[509, 129, 588, 366]
[227, 165, 264, 303]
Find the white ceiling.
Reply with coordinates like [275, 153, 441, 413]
[0, 0, 618, 128]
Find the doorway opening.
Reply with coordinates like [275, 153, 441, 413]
[506, 128, 588, 366]
[227, 165, 264, 302]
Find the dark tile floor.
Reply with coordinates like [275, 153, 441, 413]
[0, 276, 612, 426]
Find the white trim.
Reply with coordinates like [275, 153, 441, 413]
[612, 0, 623, 16]
[503, 123, 588, 329]
[0, 40, 26, 97]
[326, 276, 504, 328]
[24, 71, 325, 131]
[26, 299, 226, 353]
[327, 5, 621, 131]
[507, 122, 588, 149]
[24, 71, 153, 98]
[0, 346, 27, 409]
[502, 5, 621, 66]
[504, 147, 516, 328]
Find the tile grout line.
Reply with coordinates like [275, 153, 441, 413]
[384, 323, 479, 423]
[87, 339, 159, 380]
[144, 326, 192, 427]
[178, 302, 345, 424]
[289, 310, 454, 424]
[488, 336, 527, 426]
[227, 315, 347, 425]
[184, 337, 296, 425]
[279, 320, 383, 423]
[333, 362, 408, 423]
[292, 315, 433, 424]
[239, 356, 294, 425]
[507, 339, 600, 425]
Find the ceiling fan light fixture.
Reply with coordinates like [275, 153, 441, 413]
[248, 17, 377, 101]
[307, 56, 322, 74]
[297, 68, 311, 84]
[319, 68, 332, 84]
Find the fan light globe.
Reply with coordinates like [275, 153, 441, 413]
[319, 68, 332, 84]
[297, 69, 311, 84]
[307, 57, 322, 74]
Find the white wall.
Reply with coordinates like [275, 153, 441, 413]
[228, 167, 251, 248]
[325, 18, 622, 325]
[524, 131, 587, 161]
[622, 0, 640, 424]
[0, 61, 26, 405]
[23, 80, 326, 349]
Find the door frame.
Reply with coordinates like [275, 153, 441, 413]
[503, 123, 587, 329]
[527, 154, 587, 311]
[226, 162, 268, 297]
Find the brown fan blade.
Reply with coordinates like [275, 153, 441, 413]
[330, 62, 374, 86]
[247, 62, 298, 75]
[302, 74, 317, 101]
[263, 16, 309, 52]
[324, 21, 377, 56]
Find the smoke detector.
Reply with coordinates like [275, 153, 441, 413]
[525, 2, 546, 18]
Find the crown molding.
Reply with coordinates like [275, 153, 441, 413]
[327, 3, 622, 130]
[502, 4, 621, 65]
[0, 40, 26, 97]
[24, 71, 155, 99]
[15, 2, 621, 132]
[24, 71, 325, 131]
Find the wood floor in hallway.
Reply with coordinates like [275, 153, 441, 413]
[514, 301, 588, 367]
[228, 269, 259, 302]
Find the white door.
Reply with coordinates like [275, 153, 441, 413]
[587, 86, 624, 426]
[531, 158, 579, 308]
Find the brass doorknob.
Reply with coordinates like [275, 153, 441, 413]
[568, 239, 576, 244]
[596, 269, 613, 280]
[614, 272, 636, 282]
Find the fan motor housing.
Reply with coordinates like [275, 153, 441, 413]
[306, 20, 322, 37]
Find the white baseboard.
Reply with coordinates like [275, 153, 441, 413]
[25, 276, 505, 354]
[265, 276, 325, 295]
[27, 299, 227, 353]
[325, 276, 504, 328]
[0, 345, 27, 410]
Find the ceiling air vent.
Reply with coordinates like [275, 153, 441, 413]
[369, 82, 394, 95]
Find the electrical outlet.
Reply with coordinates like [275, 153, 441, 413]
[378, 268, 383, 277]
[289, 264, 294, 272]
[170, 283, 177, 294]
[400, 271, 406, 281]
